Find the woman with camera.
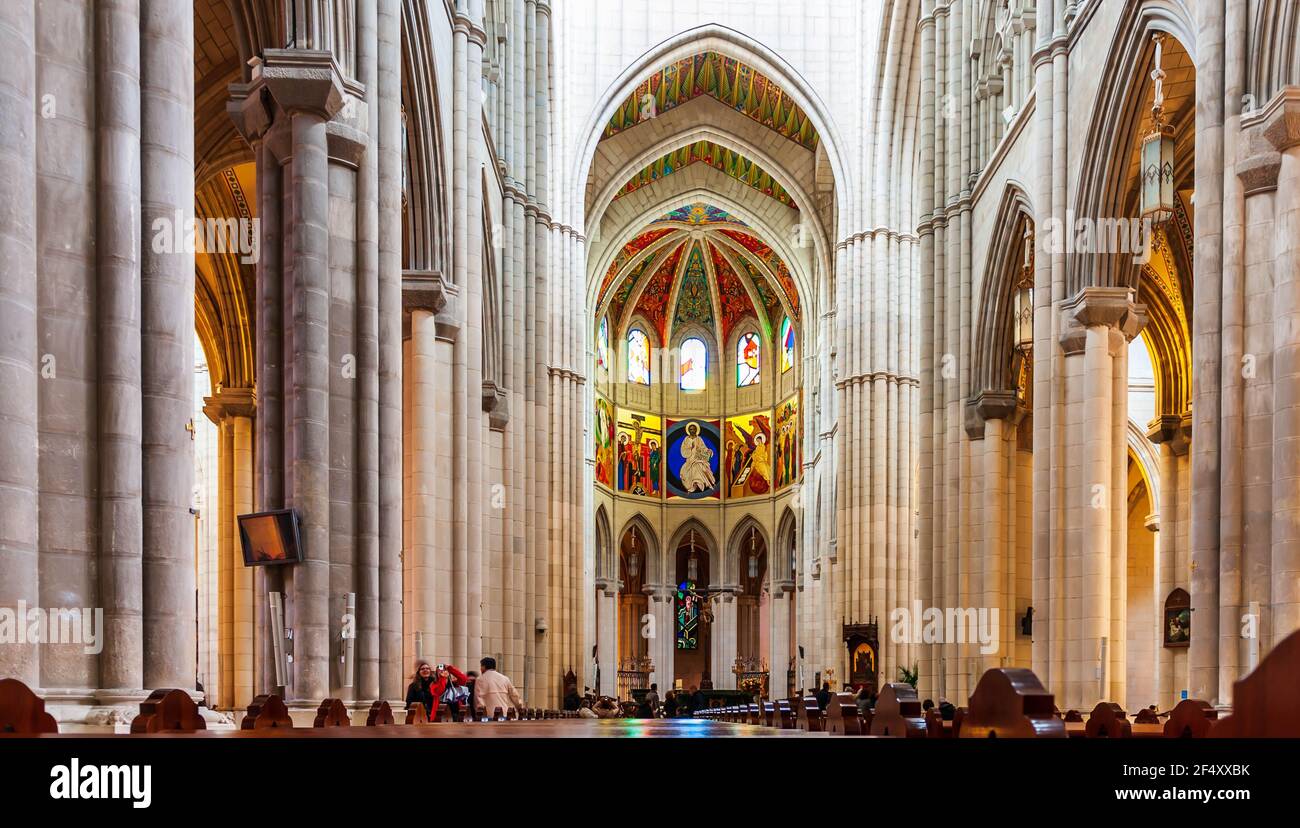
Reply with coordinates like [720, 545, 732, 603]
[405, 659, 469, 721]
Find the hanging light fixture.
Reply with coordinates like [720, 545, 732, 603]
[687, 529, 699, 582]
[1013, 223, 1034, 356]
[747, 527, 759, 579]
[626, 529, 640, 579]
[1140, 33, 1176, 227]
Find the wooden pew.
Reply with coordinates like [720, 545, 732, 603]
[1084, 702, 1132, 738]
[1163, 699, 1216, 738]
[242, 694, 293, 730]
[797, 695, 825, 732]
[313, 698, 351, 728]
[0, 678, 58, 734]
[924, 707, 954, 738]
[366, 700, 395, 726]
[823, 692, 865, 735]
[405, 702, 429, 724]
[960, 668, 1065, 738]
[1133, 707, 1161, 725]
[869, 683, 926, 738]
[131, 689, 206, 734]
[1213, 627, 1300, 737]
[762, 700, 776, 727]
[775, 698, 795, 729]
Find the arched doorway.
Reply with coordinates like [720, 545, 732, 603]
[616, 524, 653, 700]
[673, 526, 713, 691]
[734, 523, 768, 696]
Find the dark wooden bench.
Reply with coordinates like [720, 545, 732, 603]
[0, 678, 58, 734]
[1163, 699, 1216, 738]
[131, 689, 207, 733]
[824, 692, 865, 735]
[1212, 627, 1300, 737]
[869, 683, 926, 738]
[960, 667, 1065, 738]
[313, 698, 351, 727]
[241, 694, 293, 729]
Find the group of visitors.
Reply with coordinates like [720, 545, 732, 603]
[404, 656, 524, 721]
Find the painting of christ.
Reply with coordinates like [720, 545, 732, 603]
[616, 409, 662, 498]
[665, 418, 721, 500]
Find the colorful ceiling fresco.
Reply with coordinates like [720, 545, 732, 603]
[672, 242, 716, 334]
[603, 52, 820, 152]
[612, 140, 798, 210]
[708, 240, 760, 343]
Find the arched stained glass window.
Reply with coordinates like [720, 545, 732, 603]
[781, 317, 795, 372]
[737, 332, 760, 387]
[679, 337, 707, 391]
[627, 328, 651, 385]
[596, 317, 610, 373]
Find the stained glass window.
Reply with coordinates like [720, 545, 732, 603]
[676, 581, 699, 649]
[627, 328, 650, 385]
[596, 317, 610, 373]
[737, 332, 760, 387]
[781, 317, 795, 372]
[679, 337, 707, 391]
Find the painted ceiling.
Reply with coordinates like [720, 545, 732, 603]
[613, 139, 798, 210]
[596, 203, 802, 351]
[603, 51, 820, 152]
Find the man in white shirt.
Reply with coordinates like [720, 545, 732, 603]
[473, 656, 524, 718]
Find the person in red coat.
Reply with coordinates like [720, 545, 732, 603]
[405, 659, 468, 720]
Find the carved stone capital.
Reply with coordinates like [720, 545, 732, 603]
[203, 386, 257, 424]
[964, 389, 1020, 439]
[1066, 280, 1149, 337]
[482, 379, 509, 430]
[257, 49, 346, 121]
[1146, 411, 1192, 455]
[1256, 86, 1300, 153]
[227, 82, 274, 144]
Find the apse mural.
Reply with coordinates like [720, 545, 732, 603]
[596, 227, 674, 307]
[616, 409, 662, 498]
[774, 393, 801, 490]
[594, 396, 615, 489]
[665, 418, 721, 500]
[723, 411, 772, 498]
[613, 140, 798, 210]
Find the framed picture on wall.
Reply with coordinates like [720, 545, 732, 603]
[1163, 588, 1190, 648]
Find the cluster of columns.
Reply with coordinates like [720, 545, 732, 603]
[829, 0, 919, 694]
[228, 0, 406, 709]
[0, 0, 195, 717]
[1189, 0, 1300, 704]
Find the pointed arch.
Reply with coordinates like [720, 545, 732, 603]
[972, 182, 1034, 398]
[726, 515, 770, 586]
[1067, 1, 1197, 295]
[775, 506, 799, 585]
[595, 505, 613, 581]
[617, 513, 662, 585]
[665, 518, 719, 586]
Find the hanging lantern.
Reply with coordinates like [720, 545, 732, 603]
[687, 530, 699, 582]
[1140, 34, 1176, 227]
[1013, 224, 1034, 355]
[747, 528, 759, 579]
[627, 530, 640, 579]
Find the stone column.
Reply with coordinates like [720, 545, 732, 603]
[648, 585, 675, 691]
[354, 0, 381, 704]
[1064, 287, 1143, 708]
[0, 0, 39, 686]
[1263, 90, 1300, 649]
[204, 388, 256, 710]
[768, 585, 793, 697]
[140, 0, 195, 690]
[261, 48, 344, 704]
[96, 0, 143, 695]
[377, 0, 405, 702]
[716, 591, 738, 690]
[1189, 0, 1227, 704]
[595, 579, 617, 696]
